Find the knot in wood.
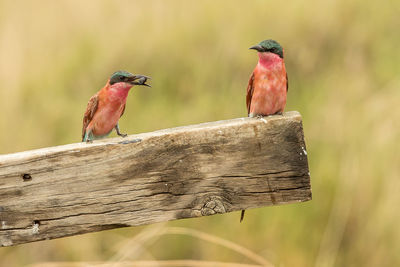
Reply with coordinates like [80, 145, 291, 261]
[201, 197, 226, 216]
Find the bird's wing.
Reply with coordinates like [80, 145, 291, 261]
[286, 72, 289, 92]
[246, 72, 255, 115]
[120, 104, 126, 118]
[82, 94, 99, 141]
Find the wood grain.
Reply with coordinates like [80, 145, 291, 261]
[0, 111, 311, 247]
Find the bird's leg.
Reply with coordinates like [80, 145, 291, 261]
[115, 123, 127, 138]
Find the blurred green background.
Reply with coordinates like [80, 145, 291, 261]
[1, 0, 399, 266]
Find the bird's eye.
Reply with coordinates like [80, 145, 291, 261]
[120, 76, 125, 81]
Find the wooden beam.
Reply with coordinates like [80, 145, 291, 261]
[0, 111, 311, 247]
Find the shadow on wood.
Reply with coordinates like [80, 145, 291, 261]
[0, 111, 311, 247]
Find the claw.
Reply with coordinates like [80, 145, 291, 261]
[115, 123, 128, 138]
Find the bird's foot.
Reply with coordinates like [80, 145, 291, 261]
[115, 124, 128, 138]
[118, 133, 128, 138]
[86, 139, 93, 144]
[255, 115, 269, 124]
[274, 111, 283, 115]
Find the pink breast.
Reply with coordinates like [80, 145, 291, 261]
[91, 105, 124, 136]
[91, 93, 127, 136]
[249, 65, 287, 116]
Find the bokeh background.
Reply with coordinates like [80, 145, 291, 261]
[1, 0, 399, 266]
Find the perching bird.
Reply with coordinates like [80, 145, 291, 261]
[246, 39, 288, 117]
[82, 70, 150, 142]
[241, 39, 288, 222]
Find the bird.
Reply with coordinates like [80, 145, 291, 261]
[82, 70, 150, 142]
[241, 39, 288, 222]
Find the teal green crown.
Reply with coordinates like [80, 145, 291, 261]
[252, 39, 284, 58]
[110, 70, 134, 85]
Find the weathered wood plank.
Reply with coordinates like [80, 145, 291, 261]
[0, 111, 311, 247]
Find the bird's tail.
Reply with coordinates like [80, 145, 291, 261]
[240, 210, 245, 222]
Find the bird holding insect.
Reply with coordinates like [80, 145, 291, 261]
[82, 71, 150, 142]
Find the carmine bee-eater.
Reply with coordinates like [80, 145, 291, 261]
[241, 39, 288, 222]
[82, 70, 150, 142]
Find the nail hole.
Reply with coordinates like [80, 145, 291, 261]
[22, 173, 32, 181]
[33, 220, 40, 225]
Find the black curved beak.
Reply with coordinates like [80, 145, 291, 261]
[127, 75, 151, 87]
[249, 44, 264, 52]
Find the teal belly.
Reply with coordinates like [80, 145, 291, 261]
[83, 130, 112, 142]
[93, 130, 113, 140]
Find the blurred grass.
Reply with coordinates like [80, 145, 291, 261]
[0, 0, 399, 266]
